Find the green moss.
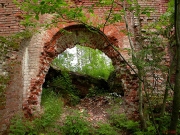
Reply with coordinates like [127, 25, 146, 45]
[0, 76, 9, 112]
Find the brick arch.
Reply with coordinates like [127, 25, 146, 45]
[23, 24, 138, 118]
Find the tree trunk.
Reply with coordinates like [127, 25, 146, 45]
[169, 0, 180, 134]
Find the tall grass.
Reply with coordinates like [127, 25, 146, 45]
[9, 89, 63, 135]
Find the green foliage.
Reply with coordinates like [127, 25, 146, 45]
[61, 111, 92, 135]
[52, 45, 114, 80]
[10, 88, 179, 135]
[95, 123, 118, 135]
[108, 112, 156, 135]
[14, 0, 86, 28]
[109, 113, 140, 133]
[0, 30, 32, 51]
[76, 45, 114, 80]
[38, 90, 63, 129]
[87, 86, 107, 97]
[0, 76, 9, 109]
[155, 114, 180, 134]
[9, 115, 28, 135]
[52, 51, 75, 71]
[49, 71, 80, 106]
[10, 90, 63, 135]
[87, 87, 97, 97]
[134, 121, 156, 135]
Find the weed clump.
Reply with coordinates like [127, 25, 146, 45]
[60, 111, 92, 135]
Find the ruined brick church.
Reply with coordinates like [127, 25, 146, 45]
[0, 0, 169, 133]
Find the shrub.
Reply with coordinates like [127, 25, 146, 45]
[95, 123, 118, 135]
[9, 115, 31, 135]
[109, 113, 140, 134]
[61, 111, 92, 135]
[155, 114, 180, 135]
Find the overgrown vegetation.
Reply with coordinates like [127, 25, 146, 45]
[10, 90, 63, 135]
[10, 87, 180, 135]
[61, 111, 92, 135]
[0, 76, 9, 110]
[47, 71, 80, 106]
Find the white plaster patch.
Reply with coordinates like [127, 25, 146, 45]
[22, 47, 29, 101]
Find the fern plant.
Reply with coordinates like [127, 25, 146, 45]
[61, 111, 92, 135]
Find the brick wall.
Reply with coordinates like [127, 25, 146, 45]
[0, 0, 23, 36]
[137, 0, 169, 25]
[0, 1, 24, 133]
[0, 0, 169, 36]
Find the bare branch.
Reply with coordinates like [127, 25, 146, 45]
[103, 0, 114, 32]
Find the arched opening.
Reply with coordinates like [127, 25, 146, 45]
[23, 24, 138, 118]
[42, 45, 117, 105]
